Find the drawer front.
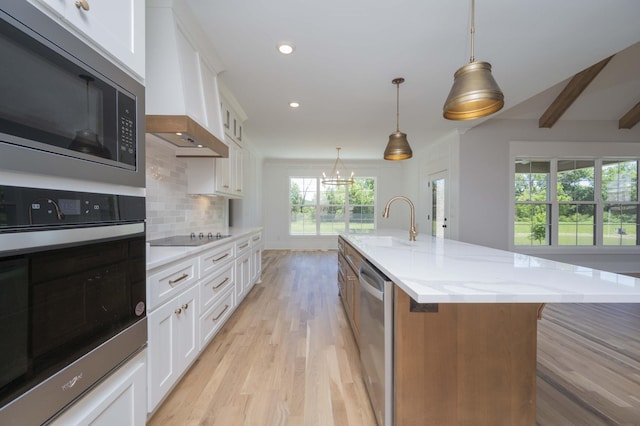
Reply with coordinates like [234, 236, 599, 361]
[338, 236, 345, 255]
[199, 263, 234, 313]
[235, 237, 251, 255]
[250, 232, 262, 246]
[200, 242, 234, 277]
[199, 287, 235, 349]
[148, 257, 198, 311]
[345, 243, 362, 272]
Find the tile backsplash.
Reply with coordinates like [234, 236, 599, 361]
[145, 136, 226, 240]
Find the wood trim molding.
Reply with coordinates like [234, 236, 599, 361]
[538, 56, 613, 128]
[619, 101, 640, 129]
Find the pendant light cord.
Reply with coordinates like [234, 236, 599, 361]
[395, 81, 400, 132]
[469, 0, 475, 63]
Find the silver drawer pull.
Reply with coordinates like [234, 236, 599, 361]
[175, 308, 182, 315]
[213, 277, 230, 289]
[252, 236, 260, 241]
[239, 243, 249, 249]
[212, 253, 230, 262]
[169, 273, 188, 285]
[212, 305, 230, 321]
[182, 303, 189, 310]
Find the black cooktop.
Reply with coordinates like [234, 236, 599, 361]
[149, 233, 231, 247]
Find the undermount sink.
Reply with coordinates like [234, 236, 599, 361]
[360, 236, 416, 248]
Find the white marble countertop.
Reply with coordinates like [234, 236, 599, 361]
[342, 230, 640, 303]
[146, 227, 262, 270]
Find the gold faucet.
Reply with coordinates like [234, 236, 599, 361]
[382, 196, 417, 241]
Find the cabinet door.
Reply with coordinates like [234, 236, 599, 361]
[51, 350, 146, 426]
[147, 285, 198, 412]
[215, 155, 231, 195]
[64, 0, 145, 78]
[234, 143, 244, 197]
[176, 286, 199, 371]
[235, 252, 251, 302]
[251, 242, 262, 285]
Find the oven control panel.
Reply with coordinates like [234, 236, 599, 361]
[0, 186, 144, 230]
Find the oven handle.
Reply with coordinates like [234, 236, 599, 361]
[0, 222, 144, 255]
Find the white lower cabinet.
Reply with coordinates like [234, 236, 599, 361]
[147, 285, 198, 412]
[146, 229, 263, 416]
[235, 250, 251, 302]
[199, 286, 235, 349]
[51, 349, 146, 426]
[251, 232, 263, 285]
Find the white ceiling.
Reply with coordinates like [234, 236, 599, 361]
[184, 0, 640, 160]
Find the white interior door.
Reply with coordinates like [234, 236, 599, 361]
[428, 171, 449, 238]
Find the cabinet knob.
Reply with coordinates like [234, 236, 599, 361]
[175, 308, 182, 315]
[182, 303, 189, 310]
[75, 0, 90, 11]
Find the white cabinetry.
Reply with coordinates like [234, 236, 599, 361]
[221, 98, 243, 144]
[28, 0, 145, 79]
[147, 285, 198, 412]
[251, 232, 263, 285]
[212, 95, 245, 198]
[146, 229, 262, 415]
[186, 145, 243, 198]
[51, 349, 146, 426]
[235, 237, 252, 302]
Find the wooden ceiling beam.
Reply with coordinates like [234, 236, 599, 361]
[538, 56, 613, 128]
[619, 101, 640, 129]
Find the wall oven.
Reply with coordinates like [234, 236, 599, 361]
[0, 2, 144, 188]
[0, 185, 146, 425]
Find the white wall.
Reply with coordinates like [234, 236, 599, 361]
[262, 159, 411, 250]
[456, 118, 640, 272]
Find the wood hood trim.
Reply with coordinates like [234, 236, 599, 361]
[146, 115, 229, 158]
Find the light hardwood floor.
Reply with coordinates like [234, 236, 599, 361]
[148, 250, 640, 425]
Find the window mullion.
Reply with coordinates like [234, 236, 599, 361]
[550, 159, 558, 246]
[595, 159, 603, 246]
[344, 185, 350, 232]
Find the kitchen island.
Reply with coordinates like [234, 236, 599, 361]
[340, 230, 640, 425]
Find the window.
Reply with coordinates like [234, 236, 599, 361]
[289, 177, 376, 235]
[514, 158, 639, 247]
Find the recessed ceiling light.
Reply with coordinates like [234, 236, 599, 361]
[277, 42, 295, 55]
[289, 102, 300, 108]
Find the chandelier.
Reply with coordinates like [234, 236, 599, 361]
[322, 147, 354, 186]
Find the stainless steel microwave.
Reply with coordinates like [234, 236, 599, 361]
[0, 2, 145, 188]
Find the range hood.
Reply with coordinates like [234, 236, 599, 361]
[146, 0, 228, 158]
[146, 115, 228, 157]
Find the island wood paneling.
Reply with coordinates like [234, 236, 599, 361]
[394, 287, 541, 425]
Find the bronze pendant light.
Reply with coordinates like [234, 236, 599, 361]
[443, 0, 504, 120]
[384, 77, 413, 160]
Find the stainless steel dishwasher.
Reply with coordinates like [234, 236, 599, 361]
[359, 259, 393, 426]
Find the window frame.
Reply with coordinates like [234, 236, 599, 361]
[288, 176, 377, 236]
[511, 156, 640, 253]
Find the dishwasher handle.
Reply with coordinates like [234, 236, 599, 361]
[359, 260, 388, 301]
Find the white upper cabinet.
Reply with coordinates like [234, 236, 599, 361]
[28, 0, 145, 80]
